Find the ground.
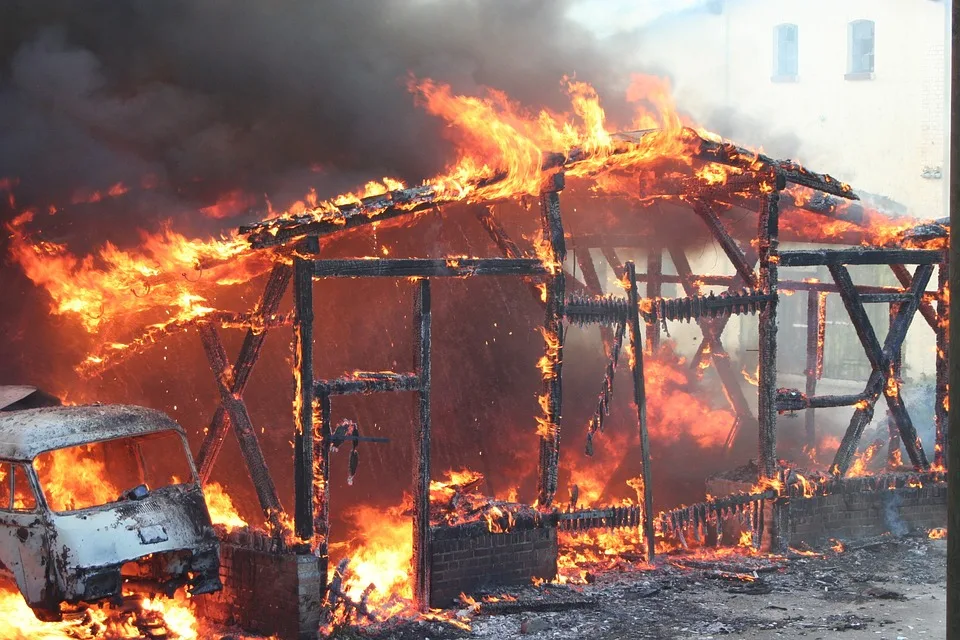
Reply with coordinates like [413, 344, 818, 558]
[345, 531, 947, 640]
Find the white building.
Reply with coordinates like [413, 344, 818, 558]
[630, 0, 950, 218]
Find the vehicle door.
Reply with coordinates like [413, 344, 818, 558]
[0, 461, 55, 608]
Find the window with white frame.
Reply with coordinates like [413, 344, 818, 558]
[773, 23, 799, 79]
[847, 19, 875, 76]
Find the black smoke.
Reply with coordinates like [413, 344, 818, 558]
[0, 0, 633, 213]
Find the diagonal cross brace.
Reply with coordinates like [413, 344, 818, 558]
[670, 246, 757, 438]
[196, 263, 293, 483]
[198, 322, 283, 519]
[829, 263, 934, 474]
[691, 200, 759, 289]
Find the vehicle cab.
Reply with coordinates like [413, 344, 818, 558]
[0, 404, 221, 620]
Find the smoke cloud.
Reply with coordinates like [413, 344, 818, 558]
[0, 0, 635, 215]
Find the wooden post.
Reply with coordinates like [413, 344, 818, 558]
[316, 392, 331, 596]
[804, 290, 822, 449]
[888, 302, 903, 467]
[646, 247, 662, 354]
[757, 185, 782, 480]
[948, 2, 959, 636]
[936, 256, 949, 468]
[625, 261, 655, 561]
[292, 257, 315, 542]
[536, 172, 566, 507]
[412, 279, 433, 611]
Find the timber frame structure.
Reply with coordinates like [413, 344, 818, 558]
[84, 127, 950, 612]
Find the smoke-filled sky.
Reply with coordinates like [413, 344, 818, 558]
[0, 0, 648, 217]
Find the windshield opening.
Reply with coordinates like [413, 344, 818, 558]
[34, 430, 195, 513]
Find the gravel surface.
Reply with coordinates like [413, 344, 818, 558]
[343, 531, 946, 640]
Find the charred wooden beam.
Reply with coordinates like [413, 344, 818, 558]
[315, 372, 420, 396]
[669, 246, 757, 438]
[309, 258, 548, 278]
[646, 246, 663, 353]
[757, 190, 782, 480]
[585, 320, 627, 456]
[625, 261, 655, 561]
[242, 185, 441, 249]
[412, 279, 432, 611]
[316, 392, 332, 595]
[197, 263, 292, 483]
[888, 303, 903, 468]
[601, 247, 625, 281]
[645, 289, 772, 322]
[692, 200, 758, 288]
[780, 248, 944, 267]
[293, 257, 316, 542]
[776, 391, 869, 411]
[936, 258, 949, 468]
[575, 249, 615, 356]
[536, 177, 566, 508]
[890, 263, 940, 331]
[830, 264, 934, 474]
[859, 292, 916, 303]
[198, 323, 283, 522]
[803, 290, 821, 447]
[475, 206, 547, 306]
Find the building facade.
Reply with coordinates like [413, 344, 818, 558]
[633, 0, 950, 218]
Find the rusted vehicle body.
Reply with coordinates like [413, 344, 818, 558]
[0, 403, 221, 620]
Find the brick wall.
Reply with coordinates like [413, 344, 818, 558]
[429, 523, 557, 607]
[786, 484, 947, 545]
[195, 530, 322, 640]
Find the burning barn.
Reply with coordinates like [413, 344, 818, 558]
[0, 10, 949, 638]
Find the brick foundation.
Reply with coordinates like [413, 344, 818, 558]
[195, 531, 322, 640]
[429, 523, 558, 607]
[706, 475, 947, 547]
[786, 485, 947, 545]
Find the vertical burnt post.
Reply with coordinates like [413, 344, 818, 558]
[292, 256, 315, 543]
[412, 278, 432, 611]
[936, 255, 949, 468]
[315, 392, 331, 596]
[803, 290, 821, 448]
[646, 246, 662, 354]
[888, 302, 903, 467]
[536, 160, 566, 508]
[625, 261, 655, 561]
[757, 174, 783, 480]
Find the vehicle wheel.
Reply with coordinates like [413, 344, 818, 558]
[30, 606, 63, 622]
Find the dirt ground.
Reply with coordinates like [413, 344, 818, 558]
[350, 531, 947, 640]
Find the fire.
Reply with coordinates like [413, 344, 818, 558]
[928, 527, 947, 539]
[32, 445, 118, 512]
[645, 345, 735, 448]
[741, 365, 759, 386]
[847, 441, 883, 477]
[831, 539, 846, 553]
[7, 212, 261, 337]
[0, 582, 201, 639]
[334, 503, 414, 619]
[203, 482, 248, 531]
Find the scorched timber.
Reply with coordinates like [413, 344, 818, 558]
[315, 372, 420, 396]
[239, 128, 856, 250]
[309, 258, 548, 278]
[780, 248, 944, 267]
[197, 262, 293, 483]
